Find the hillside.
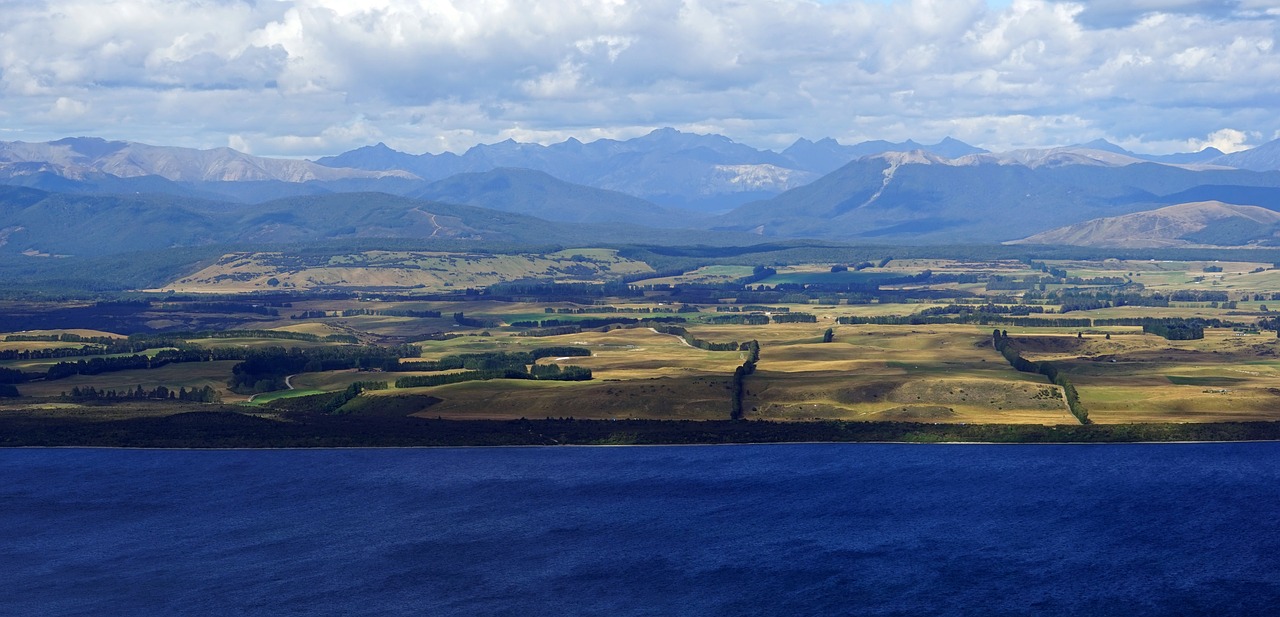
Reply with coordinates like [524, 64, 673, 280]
[1212, 138, 1280, 172]
[409, 168, 687, 226]
[1009, 201, 1280, 248]
[0, 188, 742, 257]
[711, 155, 1280, 243]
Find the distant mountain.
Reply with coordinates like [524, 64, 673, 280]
[8, 131, 1280, 246]
[963, 144, 1149, 168]
[316, 129, 997, 212]
[779, 136, 987, 175]
[409, 168, 687, 227]
[1051, 139, 1225, 166]
[0, 137, 416, 184]
[317, 128, 813, 212]
[1010, 201, 1280, 248]
[1211, 138, 1280, 171]
[1146, 147, 1225, 165]
[710, 154, 1280, 243]
[0, 187, 740, 257]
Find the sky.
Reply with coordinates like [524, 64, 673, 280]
[1, 0, 1277, 157]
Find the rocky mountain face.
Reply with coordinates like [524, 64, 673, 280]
[1009, 201, 1280, 248]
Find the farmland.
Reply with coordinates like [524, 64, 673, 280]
[5, 250, 1280, 443]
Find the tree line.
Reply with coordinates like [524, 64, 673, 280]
[393, 365, 592, 389]
[992, 330, 1089, 424]
[396, 347, 591, 372]
[730, 340, 761, 420]
[509, 315, 686, 329]
[228, 346, 420, 394]
[66, 384, 222, 403]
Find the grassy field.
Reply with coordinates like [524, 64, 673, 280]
[10, 255, 1280, 432]
[345, 321, 1074, 424]
[1012, 329, 1280, 423]
[10, 300, 1278, 426]
[737, 324, 1074, 424]
[758, 268, 904, 287]
[15, 361, 244, 401]
[157, 249, 654, 293]
[629, 265, 755, 286]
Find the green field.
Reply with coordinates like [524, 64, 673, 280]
[7, 253, 1280, 433]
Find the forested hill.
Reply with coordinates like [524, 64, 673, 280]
[409, 168, 690, 227]
[0, 187, 739, 258]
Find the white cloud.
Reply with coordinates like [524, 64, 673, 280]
[0, 0, 1275, 156]
[44, 97, 89, 121]
[1187, 128, 1256, 153]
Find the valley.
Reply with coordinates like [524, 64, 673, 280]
[7, 128, 1280, 444]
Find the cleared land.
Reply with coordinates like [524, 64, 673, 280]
[8, 255, 1280, 432]
[158, 249, 654, 293]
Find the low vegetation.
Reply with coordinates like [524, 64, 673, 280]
[6, 245, 1280, 444]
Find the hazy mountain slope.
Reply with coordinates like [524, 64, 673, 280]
[1152, 185, 1280, 209]
[0, 188, 744, 257]
[409, 168, 686, 226]
[318, 128, 819, 212]
[317, 130, 995, 211]
[780, 137, 988, 174]
[1010, 201, 1280, 248]
[712, 156, 1280, 243]
[0, 191, 234, 256]
[1212, 138, 1280, 171]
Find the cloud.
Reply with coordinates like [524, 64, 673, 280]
[0, 0, 1276, 156]
[1187, 128, 1257, 153]
[1051, 0, 1247, 28]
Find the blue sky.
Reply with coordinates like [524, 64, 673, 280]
[0, 0, 1276, 157]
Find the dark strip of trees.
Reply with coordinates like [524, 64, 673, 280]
[652, 325, 744, 352]
[394, 365, 591, 389]
[730, 340, 761, 420]
[509, 316, 686, 329]
[992, 330, 1089, 424]
[67, 384, 221, 402]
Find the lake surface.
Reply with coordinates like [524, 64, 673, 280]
[3, 443, 1280, 616]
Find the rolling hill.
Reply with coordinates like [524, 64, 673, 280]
[1009, 201, 1280, 248]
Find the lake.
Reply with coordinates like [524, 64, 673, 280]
[3, 443, 1279, 616]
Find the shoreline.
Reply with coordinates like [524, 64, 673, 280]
[4, 411, 1280, 448]
[9, 439, 1280, 452]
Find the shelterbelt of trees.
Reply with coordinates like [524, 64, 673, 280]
[992, 330, 1089, 425]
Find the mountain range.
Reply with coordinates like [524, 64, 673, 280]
[5, 129, 1280, 254]
[0, 186, 743, 258]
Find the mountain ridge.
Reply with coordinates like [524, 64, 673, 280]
[0, 137, 416, 184]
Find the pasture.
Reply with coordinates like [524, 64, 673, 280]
[8, 253, 1280, 429]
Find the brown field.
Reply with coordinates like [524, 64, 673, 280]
[156, 249, 654, 293]
[15, 360, 246, 401]
[397, 376, 735, 421]
[10, 256, 1280, 429]
[1011, 329, 1280, 423]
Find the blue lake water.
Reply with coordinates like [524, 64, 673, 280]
[3, 443, 1280, 616]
